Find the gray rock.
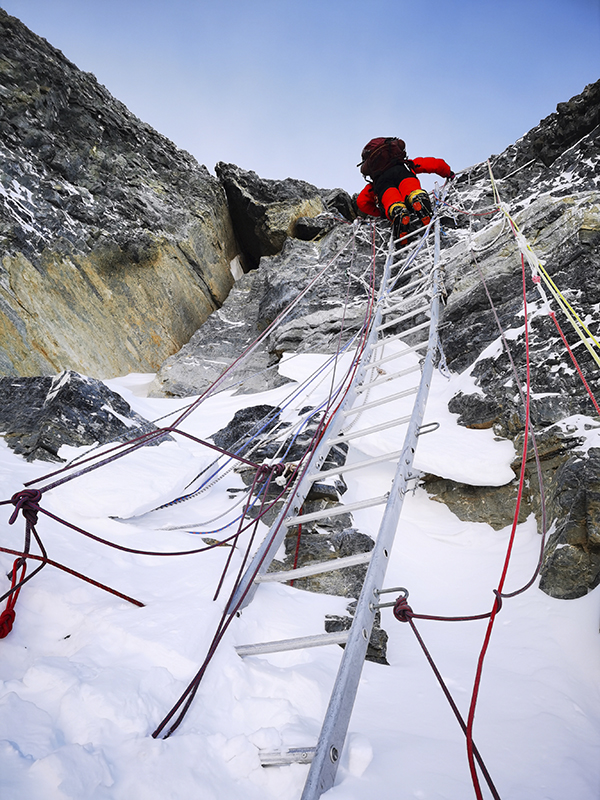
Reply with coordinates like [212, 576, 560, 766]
[325, 604, 388, 665]
[211, 404, 283, 454]
[294, 213, 339, 241]
[320, 188, 357, 222]
[0, 9, 237, 379]
[435, 81, 600, 597]
[539, 449, 600, 598]
[272, 527, 374, 598]
[447, 391, 501, 429]
[150, 222, 387, 397]
[0, 370, 165, 462]
[215, 162, 325, 269]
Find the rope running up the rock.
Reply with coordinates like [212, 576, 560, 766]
[0, 225, 367, 639]
[151, 221, 383, 739]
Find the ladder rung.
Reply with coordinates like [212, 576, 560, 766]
[383, 290, 429, 313]
[380, 327, 429, 347]
[309, 449, 403, 482]
[368, 341, 428, 370]
[260, 747, 316, 767]
[286, 494, 388, 527]
[344, 385, 418, 416]
[327, 414, 412, 445]
[236, 631, 349, 657]
[393, 260, 427, 279]
[387, 274, 429, 300]
[357, 364, 420, 393]
[255, 551, 373, 583]
[377, 316, 430, 335]
[382, 301, 429, 320]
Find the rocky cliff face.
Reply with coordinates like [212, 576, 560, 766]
[0, 9, 238, 378]
[148, 222, 380, 397]
[2, 10, 599, 603]
[430, 80, 600, 598]
[151, 80, 600, 601]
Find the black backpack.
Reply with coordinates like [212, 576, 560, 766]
[359, 137, 407, 179]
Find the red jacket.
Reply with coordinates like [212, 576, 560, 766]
[357, 157, 452, 217]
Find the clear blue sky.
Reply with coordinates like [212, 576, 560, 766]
[2, 0, 599, 193]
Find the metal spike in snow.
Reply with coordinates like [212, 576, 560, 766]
[230, 217, 444, 797]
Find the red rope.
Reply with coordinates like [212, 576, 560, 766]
[393, 597, 501, 800]
[0, 545, 144, 607]
[465, 251, 531, 799]
[549, 311, 600, 416]
[289, 518, 303, 588]
[470, 248, 548, 599]
[0, 558, 26, 638]
[1, 490, 144, 612]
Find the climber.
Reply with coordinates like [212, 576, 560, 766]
[356, 137, 454, 242]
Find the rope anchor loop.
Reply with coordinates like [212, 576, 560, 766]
[9, 489, 43, 526]
[392, 594, 415, 623]
[256, 463, 286, 482]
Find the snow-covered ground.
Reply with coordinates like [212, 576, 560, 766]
[1, 351, 599, 800]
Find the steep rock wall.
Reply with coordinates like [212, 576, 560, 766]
[0, 9, 238, 378]
[152, 80, 600, 600]
[430, 79, 600, 598]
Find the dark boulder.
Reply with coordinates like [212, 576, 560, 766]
[539, 449, 600, 598]
[0, 370, 165, 462]
[320, 188, 356, 222]
[294, 213, 338, 241]
[211, 405, 283, 454]
[215, 162, 325, 269]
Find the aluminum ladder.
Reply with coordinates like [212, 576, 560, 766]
[232, 218, 444, 798]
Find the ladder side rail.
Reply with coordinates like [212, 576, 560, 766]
[226, 230, 402, 613]
[300, 218, 443, 800]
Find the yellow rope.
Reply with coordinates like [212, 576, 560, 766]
[487, 161, 600, 369]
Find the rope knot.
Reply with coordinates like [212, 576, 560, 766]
[0, 608, 16, 639]
[256, 464, 271, 481]
[393, 595, 414, 623]
[492, 589, 503, 614]
[256, 463, 286, 482]
[9, 489, 42, 526]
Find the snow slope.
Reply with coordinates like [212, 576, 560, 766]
[0, 357, 599, 800]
